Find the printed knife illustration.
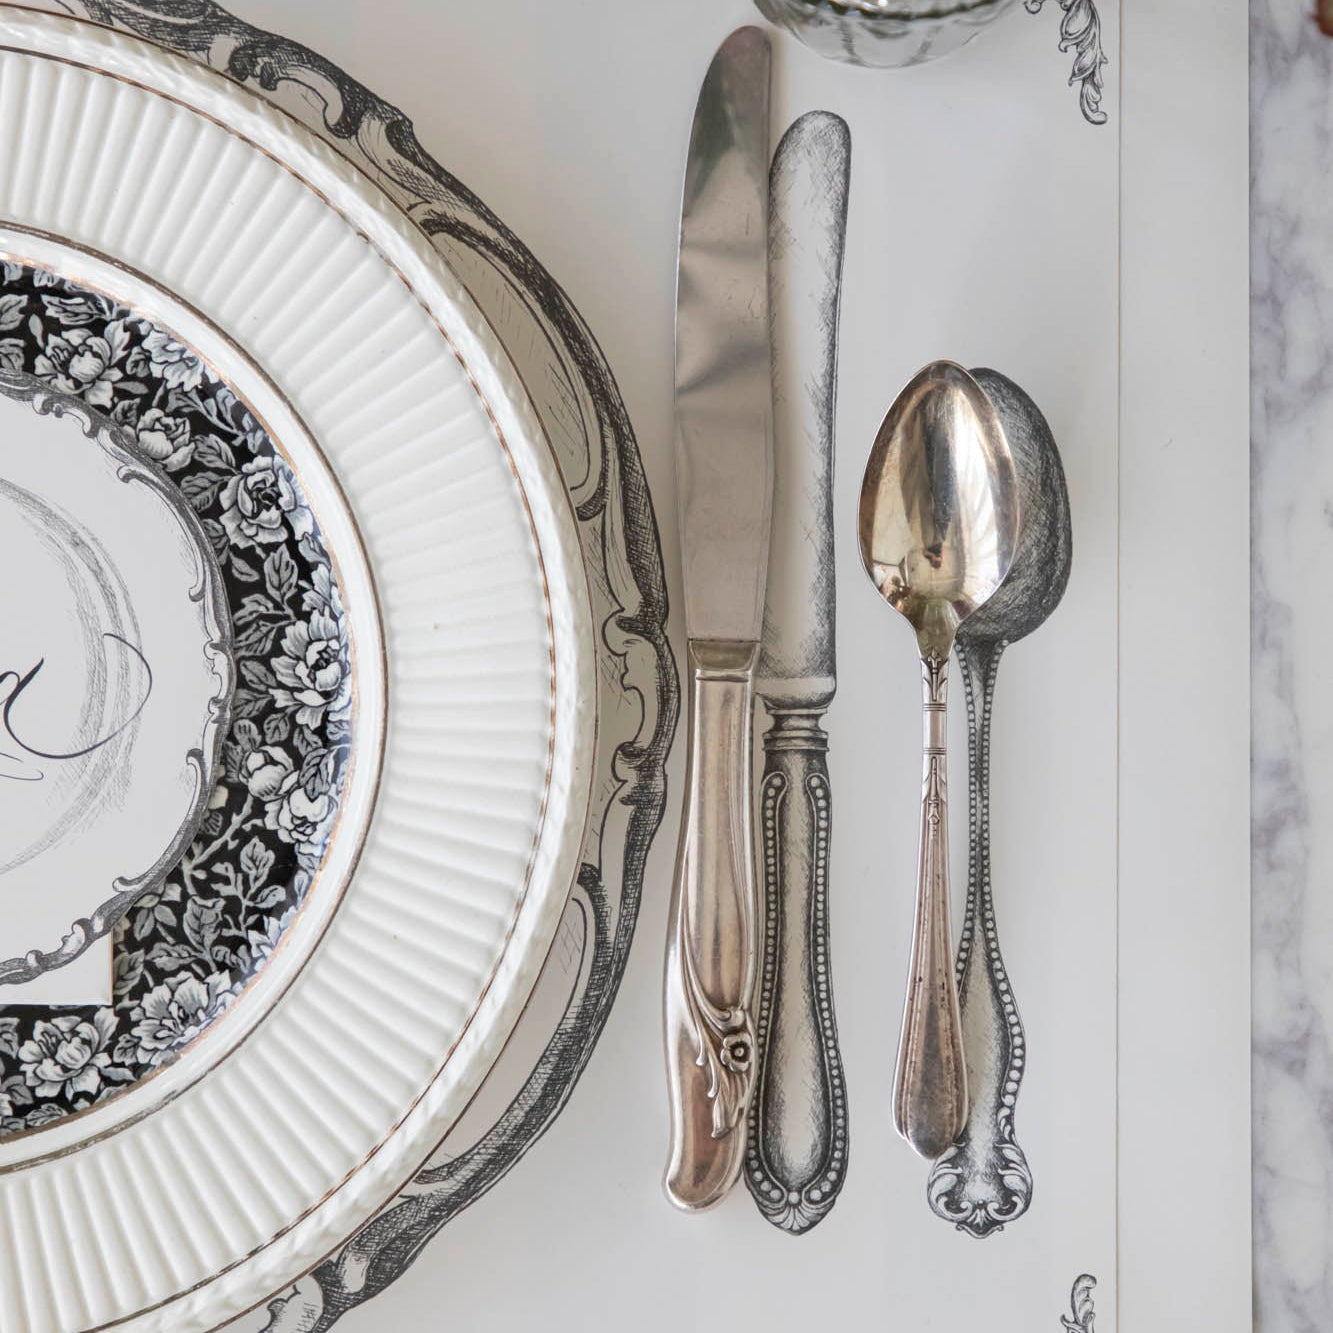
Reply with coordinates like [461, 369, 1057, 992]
[745, 110, 851, 1235]
[858, 363, 1020, 1161]
[664, 24, 773, 1212]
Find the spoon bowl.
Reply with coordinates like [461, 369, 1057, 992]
[859, 361, 1020, 660]
[957, 369, 1072, 646]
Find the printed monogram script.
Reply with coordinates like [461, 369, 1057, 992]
[0, 636, 153, 783]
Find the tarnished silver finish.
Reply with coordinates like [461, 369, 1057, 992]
[753, 0, 1021, 70]
[747, 111, 850, 1234]
[664, 638, 760, 1211]
[664, 25, 772, 1213]
[858, 361, 1019, 1159]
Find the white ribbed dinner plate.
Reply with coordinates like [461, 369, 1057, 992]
[0, 8, 595, 1332]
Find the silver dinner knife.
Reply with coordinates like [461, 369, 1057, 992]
[664, 24, 773, 1213]
[746, 110, 851, 1235]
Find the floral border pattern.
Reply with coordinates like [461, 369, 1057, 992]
[0, 262, 351, 1134]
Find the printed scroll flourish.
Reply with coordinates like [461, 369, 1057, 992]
[1061, 1274, 1097, 1332]
[1026, 0, 1108, 126]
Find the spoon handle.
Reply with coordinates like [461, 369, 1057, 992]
[894, 653, 969, 1159]
[926, 637, 1033, 1235]
[663, 638, 759, 1211]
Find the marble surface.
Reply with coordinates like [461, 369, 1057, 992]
[1253, 2, 1333, 1327]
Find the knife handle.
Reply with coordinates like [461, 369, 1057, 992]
[895, 653, 969, 1159]
[745, 706, 848, 1232]
[663, 638, 760, 1212]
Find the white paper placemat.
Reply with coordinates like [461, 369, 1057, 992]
[25, 0, 1250, 1326]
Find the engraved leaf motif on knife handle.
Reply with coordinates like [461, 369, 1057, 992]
[746, 707, 848, 1232]
[663, 639, 759, 1211]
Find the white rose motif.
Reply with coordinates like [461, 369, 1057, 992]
[219, 456, 313, 549]
[134, 407, 194, 472]
[17, 1011, 117, 1099]
[265, 775, 337, 868]
[272, 609, 351, 731]
[125, 972, 232, 1068]
[140, 328, 204, 392]
[33, 321, 130, 407]
[241, 745, 295, 800]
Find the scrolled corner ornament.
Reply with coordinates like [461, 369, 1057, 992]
[1061, 1273, 1097, 1332]
[1026, 0, 1109, 126]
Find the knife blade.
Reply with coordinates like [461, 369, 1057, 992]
[663, 24, 772, 1213]
[747, 110, 850, 1234]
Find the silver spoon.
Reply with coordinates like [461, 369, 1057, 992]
[858, 361, 1020, 1159]
[926, 368, 1072, 1233]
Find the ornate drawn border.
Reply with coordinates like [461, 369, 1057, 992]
[45, 3, 679, 1329]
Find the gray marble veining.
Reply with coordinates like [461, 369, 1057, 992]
[1253, 3, 1333, 1327]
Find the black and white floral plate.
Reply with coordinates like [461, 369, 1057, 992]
[0, 11, 603, 1333]
[0, 264, 354, 1128]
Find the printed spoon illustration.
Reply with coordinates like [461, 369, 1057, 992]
[925, 368, 1072, 1235]
[858, 362, 1020, 1160]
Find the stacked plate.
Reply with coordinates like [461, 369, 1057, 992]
[0, 9, 667, 1331]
